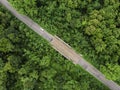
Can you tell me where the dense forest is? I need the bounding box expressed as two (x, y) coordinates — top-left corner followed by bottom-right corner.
(0, 0), (120, 90)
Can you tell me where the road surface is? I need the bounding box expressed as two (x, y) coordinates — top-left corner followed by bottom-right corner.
(0, 0), (53, 42)
(0, 0), (120, 90)
(51, 36), (120, 90)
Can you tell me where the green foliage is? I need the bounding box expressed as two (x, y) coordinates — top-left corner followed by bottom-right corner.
(0, 58), (4, 69)
(0, 37), (14, 52)
(100, 64), (120, 80)
(0, 71), (7, 90)
(1, 0), (120, 89)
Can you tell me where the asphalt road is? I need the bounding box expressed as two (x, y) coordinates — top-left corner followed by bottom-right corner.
(0, 0), (53, 42)
(51, 36), (120, 90)
(0, 0), (120, 90)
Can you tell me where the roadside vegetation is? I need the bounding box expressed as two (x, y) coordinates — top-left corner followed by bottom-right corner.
(0, 0), (119, 89)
